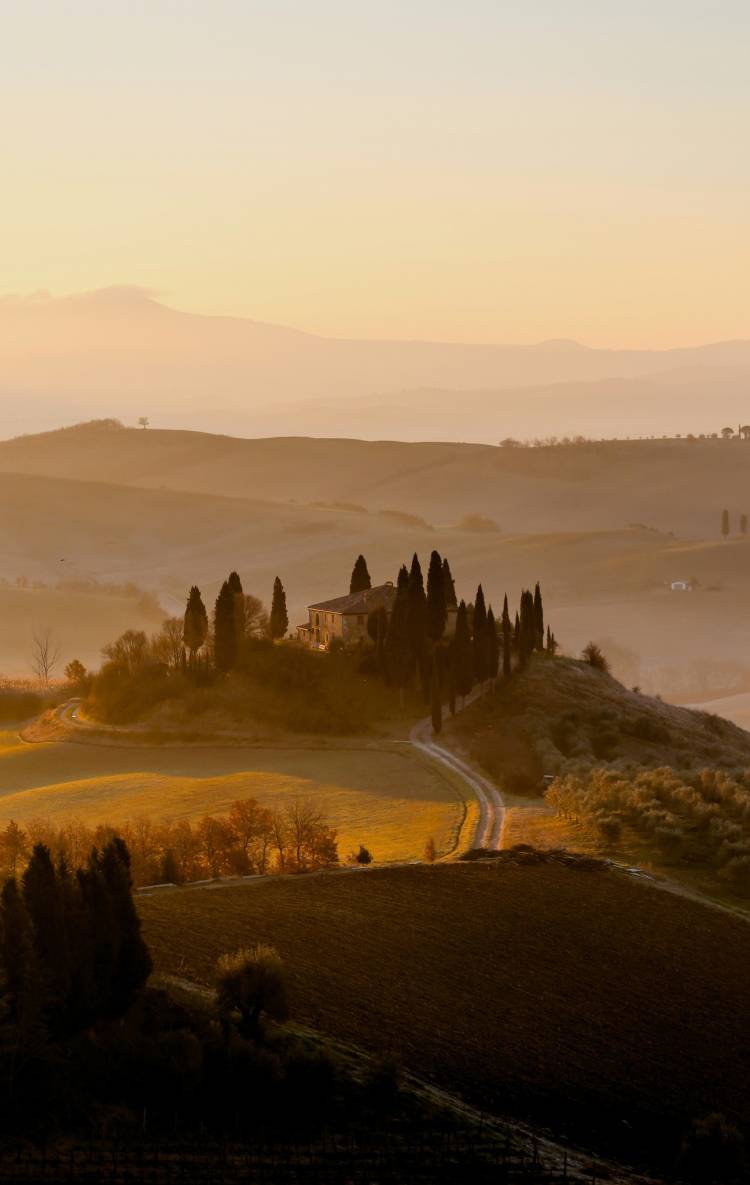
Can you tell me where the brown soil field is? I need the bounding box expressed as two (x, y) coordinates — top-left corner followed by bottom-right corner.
(140, 859), (750, 1171)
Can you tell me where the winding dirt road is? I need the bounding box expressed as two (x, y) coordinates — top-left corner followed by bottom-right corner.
(409, 688), (505, 851)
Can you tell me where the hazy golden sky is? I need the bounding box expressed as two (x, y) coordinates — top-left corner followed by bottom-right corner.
(2, 1), (748, 346)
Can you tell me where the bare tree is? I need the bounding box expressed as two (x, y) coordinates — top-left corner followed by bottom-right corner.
(137, 416), (149, 429)
(242, 594), (270, 639)
(150, 617), (185, 669)
(31, 627), (60, 686)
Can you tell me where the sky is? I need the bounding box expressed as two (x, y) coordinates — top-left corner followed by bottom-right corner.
(1, 0), (748, 346)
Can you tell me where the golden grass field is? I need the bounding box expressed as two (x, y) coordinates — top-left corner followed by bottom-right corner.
(0, 737), (472, 862)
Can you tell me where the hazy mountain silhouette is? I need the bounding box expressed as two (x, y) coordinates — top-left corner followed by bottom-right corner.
(1, 288), (749, 440)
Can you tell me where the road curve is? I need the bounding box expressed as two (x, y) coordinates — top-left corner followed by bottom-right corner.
(409, 692), (505, 852)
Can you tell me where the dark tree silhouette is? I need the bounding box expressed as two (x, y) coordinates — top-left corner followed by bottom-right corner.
(426, 550), (447, 641)
(349, 555), (371, 594)
(184, 586), (209, 664)
(385, 577), (411, 704)
(442, 557), (457, 608)
(721, 509), (730, 537)
(453, 601), (474, 702)
(486, 606), (499, 685)
(472, 584), (488, 683)
(270, 577), (289, 640)
(502, 594), (512, 678)
(430, 650), (442, 734)
(214, 580), (238, 672)
(533, 583), (544, 649)
(406, 554), (428, 667)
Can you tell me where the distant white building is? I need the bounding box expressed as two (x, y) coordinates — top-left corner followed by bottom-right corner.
(669, 580), (693, 592)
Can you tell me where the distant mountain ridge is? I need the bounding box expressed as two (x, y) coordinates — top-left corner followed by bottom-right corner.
(1, 287), (749, 440)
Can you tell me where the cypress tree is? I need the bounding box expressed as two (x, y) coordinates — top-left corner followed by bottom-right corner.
(721, 509), (730, 537)
(214, 579), (238, 672)
(22, 844), (73, 1036)
(546, 625), (558, 654)
(350, 555), (371, 594)
(228, 571), (245, 653)
(430, 650), (442, 734)
(0, 877), (39, 1029)
(406, 554), (428, 667)
(473, 584), (488, 684)
(513, 611), (520, 650)
(270, 576), (289, 640)
(454, 601), (475, 703)
(502, 594), (512, 678)
(99, 838), (152, 1017)
(396, 564), (409, 592)
(442, 557), (457, 608)
(384, 578), (411, 705)
(533, 583), (544, 649)
(426, 550), (447, 641)
(518, 590), (536, 669)
(184, 586), (208, 665)
(447, 650), (457, 716)
(487, 606), (499, 686)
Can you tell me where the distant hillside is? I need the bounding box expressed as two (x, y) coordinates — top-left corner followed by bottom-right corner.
(2, 288), (750, 439)
(3, 457), (750, 694)
(6, 421), (750, 538)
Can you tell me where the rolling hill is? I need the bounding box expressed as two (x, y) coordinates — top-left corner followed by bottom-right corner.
(3, 430), (750, 697)
(141, 858), (750, 1172)
(2, 288), (750, 440)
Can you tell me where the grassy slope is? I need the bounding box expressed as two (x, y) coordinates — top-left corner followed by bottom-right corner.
(449, 656), (750, 899)
(140, 860), (750, 1168)
(0, 741), (469, 863)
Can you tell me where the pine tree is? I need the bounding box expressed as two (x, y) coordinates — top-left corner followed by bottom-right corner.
(270, 576), (289, 640)
(454, 601), (474, 702)
(0, 877), (39, 1029)
(426, 550), (447, 641)
(442, 557), (457, 608)
(533, 583), (544, 650)
(214, 580), (237, 672)
(502, 594), (512, 678)
(184, 586), (208, 664)
(486, 606), (499, 686)
(722, 509), (730, 537)
(430, 650), (442, 734)
(472, 584), (488, 684)
(406, 554), (428, 667)
(349, 555), (371, 594)
(384, 578), (411, 704)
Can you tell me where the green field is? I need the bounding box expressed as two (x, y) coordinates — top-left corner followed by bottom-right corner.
(0, 738), (470, 863)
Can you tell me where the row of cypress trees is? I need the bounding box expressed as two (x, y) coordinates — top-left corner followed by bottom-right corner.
(182, 573), (290, 673)
(364, 549), (553, 730)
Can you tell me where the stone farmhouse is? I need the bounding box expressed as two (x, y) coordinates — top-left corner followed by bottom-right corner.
(297, 583), (397, 649)
(297, 581), (458, 649)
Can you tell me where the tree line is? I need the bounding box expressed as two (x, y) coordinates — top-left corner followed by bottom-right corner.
(350, 549), (555, 731)
(0, 798), (339, 889)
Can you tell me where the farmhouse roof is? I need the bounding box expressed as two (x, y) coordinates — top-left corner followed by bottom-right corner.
(308, 582), (396, 615)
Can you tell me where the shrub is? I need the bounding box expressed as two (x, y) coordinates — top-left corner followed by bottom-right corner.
(582, 643), (609, 673)
(216, 945), (289, 1039)
(678, 1113), (746, 1183)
